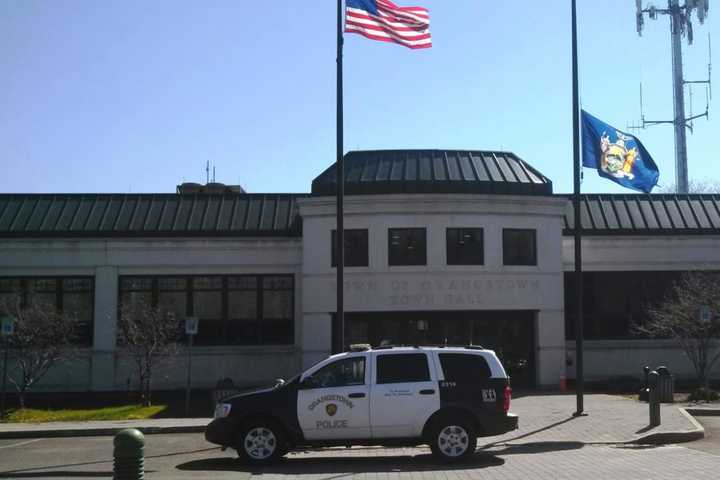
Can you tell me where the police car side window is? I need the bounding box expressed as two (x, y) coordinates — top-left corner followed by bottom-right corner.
(376, 353), (430, 384)
(438, 353), (491, 382)
(304, 357), (365, 389)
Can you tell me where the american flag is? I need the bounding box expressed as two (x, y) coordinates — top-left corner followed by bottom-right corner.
(345, 0), (431, 50)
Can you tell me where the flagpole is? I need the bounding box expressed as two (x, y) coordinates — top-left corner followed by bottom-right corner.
(336, 0), (345, 354)
(571, 0), (585, 416)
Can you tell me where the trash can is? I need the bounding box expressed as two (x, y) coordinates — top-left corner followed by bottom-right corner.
(656, 366), (674, 403)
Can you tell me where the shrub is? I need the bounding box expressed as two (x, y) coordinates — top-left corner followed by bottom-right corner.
(688, 388), (720, 402)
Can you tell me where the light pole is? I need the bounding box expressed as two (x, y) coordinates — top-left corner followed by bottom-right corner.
(184, 317), (198, 417)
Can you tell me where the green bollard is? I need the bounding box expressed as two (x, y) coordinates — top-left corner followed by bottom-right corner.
(113, 428), (145, 480)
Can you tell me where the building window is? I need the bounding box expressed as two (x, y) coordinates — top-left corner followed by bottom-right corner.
(0, 279), (21, 308)
(227, 276), (258, 345)
(446, 228), (484, 265)
(388, 228), (427, 266)
(119, 274), (294, 346)
(0, 276), (94, 346)
(119, 277), (153, 309)
(157, 277), (188, 323)
(193, 276), (224, 345)
(564, 271), (686, 340)
(261, 276), (294, 344)
(503, 229), (537, 266)
(331, 229), (369, 267)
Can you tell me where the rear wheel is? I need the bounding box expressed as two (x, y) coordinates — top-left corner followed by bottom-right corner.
(429, 417), (477, 463)
(236, 420), (286, 465)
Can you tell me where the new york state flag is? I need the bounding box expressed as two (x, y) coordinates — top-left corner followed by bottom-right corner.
(581, 110), (660, 193)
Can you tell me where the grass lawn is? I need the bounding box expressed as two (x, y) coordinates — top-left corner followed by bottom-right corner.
(3, 404), (167, 423)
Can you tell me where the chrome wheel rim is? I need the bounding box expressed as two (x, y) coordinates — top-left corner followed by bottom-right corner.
(437, 425), (469, 457)
(244, 427), (277, 460)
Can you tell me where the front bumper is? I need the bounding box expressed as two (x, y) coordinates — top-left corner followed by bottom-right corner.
(205, 417), (237, 447)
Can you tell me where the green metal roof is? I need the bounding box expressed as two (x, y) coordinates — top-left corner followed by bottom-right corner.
(312, 150), (553, 196)
(2, 190), (719, 239)
(0, 193), (307, 238)
(562, 193), (720, 235)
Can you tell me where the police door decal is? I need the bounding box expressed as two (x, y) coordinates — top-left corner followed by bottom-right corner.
(306, 394), (356, 431)
(297, 357), (371, 440)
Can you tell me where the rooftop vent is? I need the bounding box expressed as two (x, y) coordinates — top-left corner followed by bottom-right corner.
(176, 182), (246, 194)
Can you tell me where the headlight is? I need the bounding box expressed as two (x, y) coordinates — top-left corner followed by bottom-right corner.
(214, 403), (232, 419)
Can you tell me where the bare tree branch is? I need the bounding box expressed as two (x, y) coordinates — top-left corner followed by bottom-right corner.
(635, 271), (720, 389)
(655, 179), (720, 194)
(117, 298), (182, 406)
(0, 295), (81, 409)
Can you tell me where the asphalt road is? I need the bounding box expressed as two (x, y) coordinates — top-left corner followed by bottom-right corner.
(2, 433), (720, 479)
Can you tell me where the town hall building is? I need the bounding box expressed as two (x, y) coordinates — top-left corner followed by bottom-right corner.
(1, 149), (719, 392)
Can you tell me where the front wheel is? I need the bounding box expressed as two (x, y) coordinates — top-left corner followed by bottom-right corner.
(429, 418), (477, 463)
(236, 421), (286, 465)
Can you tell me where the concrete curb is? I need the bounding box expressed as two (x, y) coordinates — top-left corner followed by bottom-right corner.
(0, 423), (206, 439)
(629, 407), (705, 445)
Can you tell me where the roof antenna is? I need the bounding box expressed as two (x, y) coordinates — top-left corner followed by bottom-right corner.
(205, 160), (210, 184)
(213, 165), (216, 183)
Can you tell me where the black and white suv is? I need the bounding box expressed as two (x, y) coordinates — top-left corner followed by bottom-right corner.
(205, 345), (518, 463)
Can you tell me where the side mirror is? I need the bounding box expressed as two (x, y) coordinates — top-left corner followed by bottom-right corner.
(274, 378), (286, 387)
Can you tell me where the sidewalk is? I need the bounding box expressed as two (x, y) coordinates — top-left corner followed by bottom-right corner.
(0, 394), (705, 444)
(480, 394), (703, 446)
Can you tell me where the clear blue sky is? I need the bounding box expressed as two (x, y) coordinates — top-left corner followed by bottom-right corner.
(0, 1), (717, 194)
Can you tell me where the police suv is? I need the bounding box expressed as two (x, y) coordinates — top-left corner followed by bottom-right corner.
(205, 345), (518, 463)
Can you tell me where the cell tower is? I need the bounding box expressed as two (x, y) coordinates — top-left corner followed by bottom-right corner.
(632, 0), (712, 193)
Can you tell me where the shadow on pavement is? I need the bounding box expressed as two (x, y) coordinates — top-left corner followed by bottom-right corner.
(483, 441), (584, 455)
(176, 451), (504, 474)
(481, 415), (580, 447)
(635, 424), (657, 434)
(0, 472), (113, 478)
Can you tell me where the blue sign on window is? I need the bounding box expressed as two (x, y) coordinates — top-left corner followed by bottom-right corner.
(1, 316), (14, 336)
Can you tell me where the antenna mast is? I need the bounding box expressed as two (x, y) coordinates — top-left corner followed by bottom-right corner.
(632, 0), (712, 193)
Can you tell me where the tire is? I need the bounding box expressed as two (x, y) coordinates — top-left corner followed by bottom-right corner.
(236, 420), (286, 465)
(429, 416), (477, 463)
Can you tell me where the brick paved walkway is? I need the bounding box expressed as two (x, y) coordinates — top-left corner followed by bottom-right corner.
(482, 393), (696, 445)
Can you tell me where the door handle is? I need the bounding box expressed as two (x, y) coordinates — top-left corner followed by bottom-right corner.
(348, 392), (366, 398)
(419, 389), (435, 395)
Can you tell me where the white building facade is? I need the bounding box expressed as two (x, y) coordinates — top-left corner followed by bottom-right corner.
(1, 149), (719, 392)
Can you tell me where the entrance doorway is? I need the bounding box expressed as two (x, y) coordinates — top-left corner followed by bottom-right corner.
(334, 310), (536, 388)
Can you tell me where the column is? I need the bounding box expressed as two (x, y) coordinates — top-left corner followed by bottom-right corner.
(90, 266), (118, 391)
(535, 309), (566, 389)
